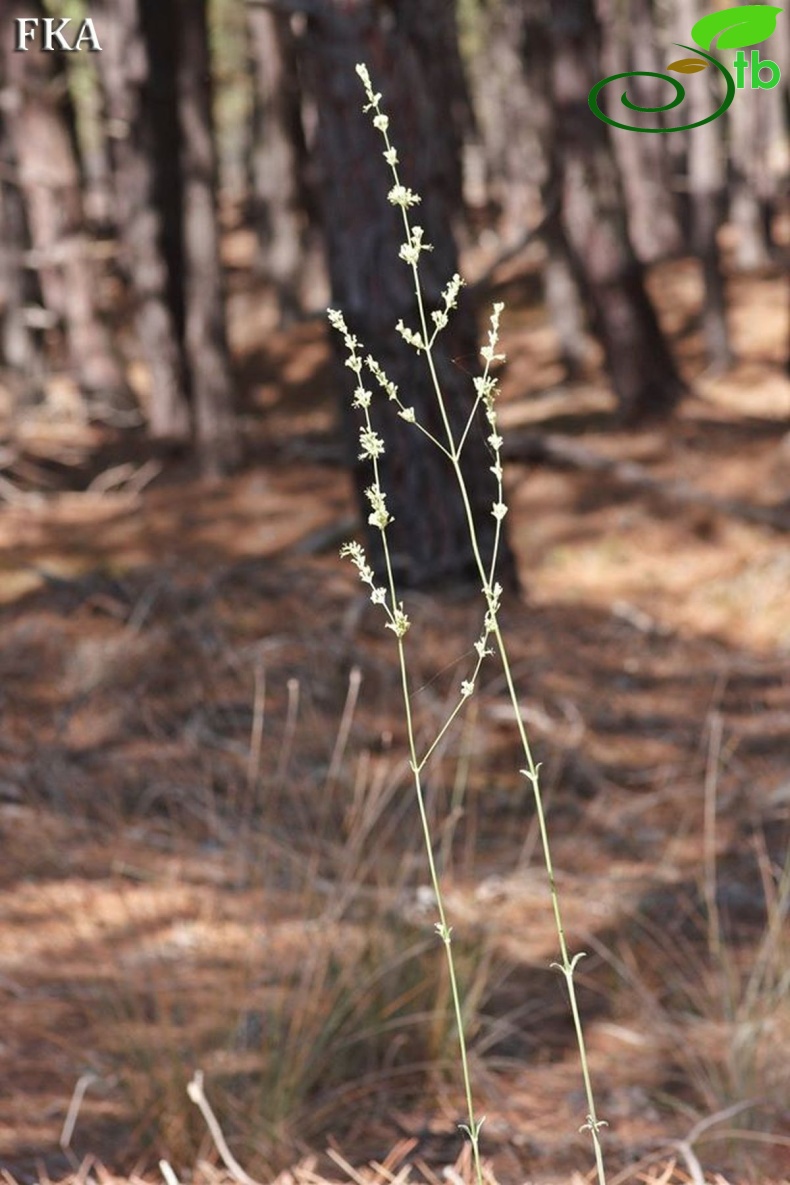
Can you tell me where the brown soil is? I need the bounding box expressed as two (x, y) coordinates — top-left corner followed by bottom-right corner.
(0, 248), (788, 1185)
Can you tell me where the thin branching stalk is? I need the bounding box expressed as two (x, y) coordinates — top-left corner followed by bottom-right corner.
(330, 64), (609, 1185)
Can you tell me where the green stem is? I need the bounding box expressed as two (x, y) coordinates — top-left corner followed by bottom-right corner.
(402, 171), (608, 1185)
(345, 69), (609, 1185)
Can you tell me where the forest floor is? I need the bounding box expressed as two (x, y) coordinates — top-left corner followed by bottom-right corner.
(0, 237), (789, 1185)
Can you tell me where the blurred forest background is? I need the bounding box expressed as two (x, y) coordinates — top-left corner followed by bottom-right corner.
(0, 0), (787, 508)
(1, 1), (790, 1184)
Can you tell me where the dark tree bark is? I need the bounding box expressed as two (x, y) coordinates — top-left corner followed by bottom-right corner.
(543, 216), (589, 379)
(677, 0), (731, 371)
(463, 0), (590, 379)
(730, 89), (782, 272)
(397, 0), (471, 226)
(506, 3), (589, 377)
(247, 5), (308, 320)
(529, 0), (687, 421)
(597, 0), (681, 263)
(3, 0), (128, 410)
(300, 0), (517, 590)
(174, 0), (240, 474)
(731, 9), (787, 271)
(464, 0), (543, 245)
(0, 106), (45, 414)
(687, 115), (731, 371)
(93, 0), (190, 442)
(94, 0), (238, 472)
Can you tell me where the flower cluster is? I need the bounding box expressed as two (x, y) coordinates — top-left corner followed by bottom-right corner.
(328, 306), (410, 639)
(395, 319), (424, 352)
(399, 226), (432, 267)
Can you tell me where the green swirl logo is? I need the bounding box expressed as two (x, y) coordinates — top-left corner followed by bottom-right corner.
(589, 5), (783, 133)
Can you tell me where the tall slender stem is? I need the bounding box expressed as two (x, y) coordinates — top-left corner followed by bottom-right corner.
(333, 64), (609, 1185)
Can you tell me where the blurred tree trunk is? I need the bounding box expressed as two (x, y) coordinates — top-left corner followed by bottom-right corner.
(398, 0), (471, 225)
(174, 0), (239, 474)
(301, 0), (517, 590)
(730, 94), (774, 271)
(536, 0), (687, 421)
(94, 0), (190, 442)
(598, 0), (681, 263)
(3, 0), (127, 410)
(246, 5), (307, 321)
(543, 215), (588, 379)
(0, 107), (45, 414)
(731, 10), (787, 271)
(95, 0), (238, 472)
(677, 0), (731, 370)
(465, 0), (589, 378)
(518, 3), (588, 377)
(687, 113), (731, 369)
(464, 0), (542, 245)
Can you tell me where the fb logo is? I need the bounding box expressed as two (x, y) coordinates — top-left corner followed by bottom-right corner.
(589, 4), (782, 133)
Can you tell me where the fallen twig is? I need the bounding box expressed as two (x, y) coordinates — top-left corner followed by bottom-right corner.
(187, 1070), (264, 1185)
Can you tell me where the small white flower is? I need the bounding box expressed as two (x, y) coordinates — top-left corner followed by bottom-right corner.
(399, 242), (420, 267)
(340, 541), (376, 587)
(327, 307), (347, 334)
(386, 607), (411, 637)
(399, 227), (432, 266)
(441, 273), (464, 309)
(396, 320), (424, 351)
(359, 427), (385, 460)
(365, 484), (392, 530)
(356, 63), (381, 112)
(366, 355), (398, 400)
(388, 183), (421, 209)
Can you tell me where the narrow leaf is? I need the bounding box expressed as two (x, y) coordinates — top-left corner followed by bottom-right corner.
(691, 4), (782, 51)
(667, 57), (710, 72)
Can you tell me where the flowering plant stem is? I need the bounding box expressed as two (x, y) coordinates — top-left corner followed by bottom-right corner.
(330, 64), (607, 1185)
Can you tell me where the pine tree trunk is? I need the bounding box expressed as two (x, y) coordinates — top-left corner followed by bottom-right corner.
(0, 107), (44, 413)
(398, 0), (471, 225)
(94, 0), (190, 442)
(465, 0), (543, 245)
(175, 0), (239, 475)
(677, 0), (731, 370)
(730, 87), (782, 271)
(3, 0), (128, 410)
(543, 216), (588, 379)
(519, 4), (589, 377)
(301, 0), (517, 590)
(246, 5), (307, 321)
(541, 0), (687, 421)
(598, 0), (681, 263)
